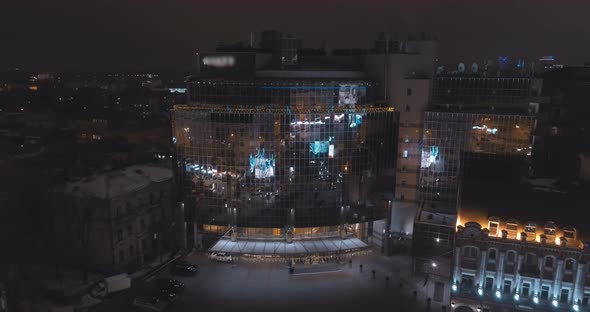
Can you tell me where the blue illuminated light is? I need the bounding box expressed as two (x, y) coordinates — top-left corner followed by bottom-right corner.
(310, 141), (330, 155)
(349, 114), (363, 128)
(249, 149), (275, 178)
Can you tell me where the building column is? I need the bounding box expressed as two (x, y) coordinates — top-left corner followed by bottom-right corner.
(573, 262), (585, 304)
(478, 251), (487, 288)
(453, 246), (461, 283)
(553, 259), (564, 299)
(514, 255), (524, 291)
(496, 252), (506, 292)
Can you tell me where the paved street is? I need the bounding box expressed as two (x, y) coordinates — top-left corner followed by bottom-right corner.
(90, 251), (446, 312)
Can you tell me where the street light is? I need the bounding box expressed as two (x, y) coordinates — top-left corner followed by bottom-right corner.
(477, 288), (483, 296)
(495, 290), (501, 299)
(432, 262), (437, 268)
(574, 303), (580, 311)
(514, 293), (520, 301)
(533, 296), (539, 304)
(552, 298), (558, 307)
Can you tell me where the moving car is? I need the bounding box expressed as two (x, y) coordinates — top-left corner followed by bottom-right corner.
(209, 252), (233, 263)
(171, 261), (198, 276)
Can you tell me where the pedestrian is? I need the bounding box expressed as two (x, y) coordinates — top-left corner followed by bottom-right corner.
(359, 264), (363, 272)
(372, 269), (376, 279)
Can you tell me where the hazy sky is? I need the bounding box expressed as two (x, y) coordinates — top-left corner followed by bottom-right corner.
(1, 0), (588, 71)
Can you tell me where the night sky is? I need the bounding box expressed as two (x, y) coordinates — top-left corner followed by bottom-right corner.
(1, 0), (588, 72)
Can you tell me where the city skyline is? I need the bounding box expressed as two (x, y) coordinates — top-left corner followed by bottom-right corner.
(1, 0), (589, 71)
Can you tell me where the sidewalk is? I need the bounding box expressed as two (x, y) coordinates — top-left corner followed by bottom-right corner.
(353, 250), (448, 311)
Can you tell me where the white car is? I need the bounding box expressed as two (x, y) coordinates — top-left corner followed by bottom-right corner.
(209, 252), (233, 263)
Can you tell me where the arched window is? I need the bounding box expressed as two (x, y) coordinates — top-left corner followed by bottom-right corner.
(488, 248), (497, 261)
(565, 259), (575, 271)
(544, 256), (554, 269)
(464, 246), (479, 258)
(506, 251), (516, 263)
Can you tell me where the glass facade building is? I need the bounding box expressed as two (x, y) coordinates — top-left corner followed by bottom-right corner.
(172, 80), (396, 243)
(419, 111), (535, 214)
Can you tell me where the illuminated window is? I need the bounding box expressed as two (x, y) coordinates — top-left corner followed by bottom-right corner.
(560, 288), (569, 304)
(488, 220), (499, 236)
(582, 293), (590, 306)
(503, 280), (512, 294)
(484, 277), (494, 292)
(524, 222), (536, 233)
(402, 150), (409, 158)
(541, 286), (550, 300)
(522, 282), (531, 297)
(564, 227), (575, 239)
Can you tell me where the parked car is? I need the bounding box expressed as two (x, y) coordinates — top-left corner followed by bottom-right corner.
(209, 252), (233, 263)
(171, 261), (198, 276)
(153, 288), (178, 303)
(132, 296), (169, 312)
(154, 278), (185, 294)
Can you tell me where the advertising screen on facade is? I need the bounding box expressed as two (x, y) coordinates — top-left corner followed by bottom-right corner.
(338, 85), (359, 105)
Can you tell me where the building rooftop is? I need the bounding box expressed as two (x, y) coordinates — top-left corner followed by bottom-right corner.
(65, 165), (172, 199)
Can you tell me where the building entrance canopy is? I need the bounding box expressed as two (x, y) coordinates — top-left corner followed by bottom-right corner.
(210, 237), (368, 257)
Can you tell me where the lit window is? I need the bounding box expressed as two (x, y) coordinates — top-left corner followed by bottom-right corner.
(525, 223), (536, 233)
(503, 280), (512, 294)
(522, 283), (531, 297)
(541, 286), (550, 300)
(402, 150), (409, 158)
(560, 288), (569, 304)
(488, 221), (499, 236)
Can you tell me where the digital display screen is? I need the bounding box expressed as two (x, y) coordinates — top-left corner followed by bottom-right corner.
(338, 85), (359, 105)
(310, 141), (330, 155)
(249, 149), (275, 179)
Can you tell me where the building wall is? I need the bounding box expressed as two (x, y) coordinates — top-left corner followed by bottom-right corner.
(452, 222), (590, 312)
(55, 177), (174, 274)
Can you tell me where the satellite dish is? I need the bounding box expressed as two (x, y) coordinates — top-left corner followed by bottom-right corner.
(471, 63), (478, 73)
(458, 62), (465, 73)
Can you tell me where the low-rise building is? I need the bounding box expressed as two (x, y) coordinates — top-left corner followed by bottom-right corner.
(54, 165), (174, 274)
(452, 218), (590, 312)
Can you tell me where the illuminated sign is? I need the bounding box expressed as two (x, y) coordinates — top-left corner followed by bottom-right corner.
(169, 88), (186, 93)
(202, 55), (235, 68)
(329, 145), (334, 158)
(249, 149), (275, 179)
